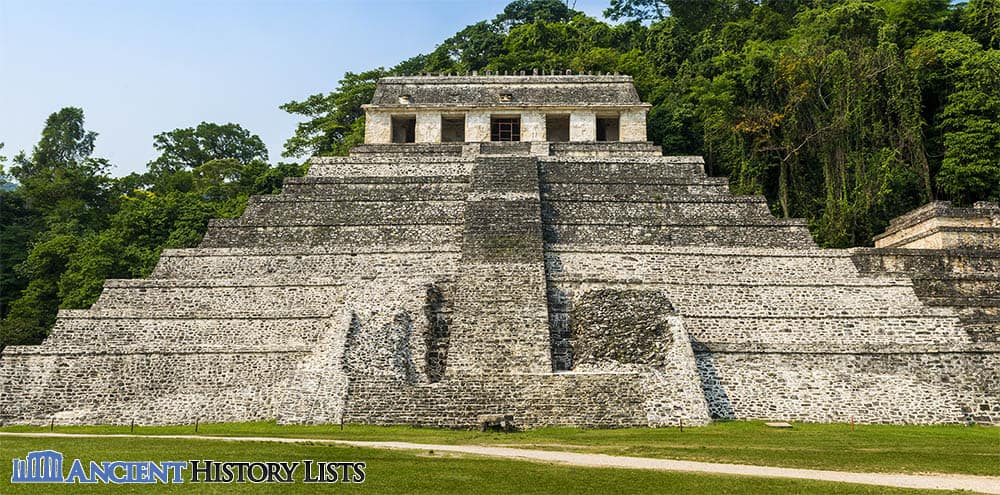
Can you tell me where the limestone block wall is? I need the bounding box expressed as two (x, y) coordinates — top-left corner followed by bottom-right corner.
(546, 246), (973, 352)
(199, 223), (462, 249)
(548, 142), (662, 157)
(200, 156), (474, 250)
(275, 313), (352, 424)
(521, 111), (545, 141)
(279, 178), (470, 200)
(44, 313), (328, 349)
(152, 247), (462, 281)
(466, 111), (490, 142)
(697, 351), (999, 424)
(620, 110), (647, 142)
(0, 348), (307, 425)
(569, 111), (596, 141)
(304, 156), (473, 178)
(851, 248), (1000, 274)
(851, 247), (1000, 346)
(364, 112), (392, 144)
(644, 317), (712, 426)
(342, 372), (651, 429)
(415, 112), (439, 143)
(874, 201), (1000, 249)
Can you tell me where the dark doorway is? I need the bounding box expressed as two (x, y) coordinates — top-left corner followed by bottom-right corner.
(391, 115), (416, 143)
(441, 115), (466, 142)
(546, 115), (570, 142)
(490, 116), (521, 142)
(596, 116), (620, 142)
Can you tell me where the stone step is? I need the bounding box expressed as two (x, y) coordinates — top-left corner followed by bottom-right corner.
(350, 143), (466, 156)
(90, 278), (427, 314)
(544, 223), (816, 248)
(919, 296), (1000, 308)
(541, 155), (703, 165)
(45, 315), (329, 348)
(54, 307), (340, 319)
(911, 274), (1000, 298)
(239, 199), (464, 226)
(541, 181), (732, 200)
(285, 175), (470, 185)
(548, 283), (951, 317)
(199, 224), (462, 248)
(851, 248), (1000, 274)
(161, 245), (459, 257)
(545, 244), (844, 256)
(549, 312), (968, 347)
(545, 250), (863, 281)
(548, 142), (664, 156)
(540, 161), (704, 182)
(683, 315), (969, 346)
(153, 250), (461, 279)
(546, 273), (911, 287)
(279, 181), (470, 200)
(307, 159), (474, 178)
(541, 199), (774, 224)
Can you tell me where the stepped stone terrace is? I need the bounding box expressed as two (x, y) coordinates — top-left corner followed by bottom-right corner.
(0, 75), (996, 428)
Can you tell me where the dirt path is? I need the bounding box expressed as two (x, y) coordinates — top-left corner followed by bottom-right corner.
(3, 432), (998, 493)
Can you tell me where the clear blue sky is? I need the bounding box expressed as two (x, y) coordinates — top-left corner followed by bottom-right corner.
(0, 0), (610, 176)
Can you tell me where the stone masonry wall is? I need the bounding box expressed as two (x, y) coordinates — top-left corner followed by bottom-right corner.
(2, 139), (997, 428)
(698, 351), (999, 424)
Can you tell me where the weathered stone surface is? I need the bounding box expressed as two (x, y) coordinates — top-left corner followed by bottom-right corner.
(570, 289), (675, 368)
(0, 76), (996, 428)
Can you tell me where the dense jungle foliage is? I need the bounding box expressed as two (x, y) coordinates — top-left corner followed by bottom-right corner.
(2, 0), (999, 346)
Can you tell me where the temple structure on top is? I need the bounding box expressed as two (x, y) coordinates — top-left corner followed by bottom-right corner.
(1, 74), (996, 428)
(363, 75), (650, 144)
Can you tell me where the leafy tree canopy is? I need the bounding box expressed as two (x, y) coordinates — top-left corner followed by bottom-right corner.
(1, 111), (304, 347)
(149, 122), (269, 174)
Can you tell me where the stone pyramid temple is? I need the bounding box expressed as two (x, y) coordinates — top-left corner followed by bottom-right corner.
(1, 75), (996, 427)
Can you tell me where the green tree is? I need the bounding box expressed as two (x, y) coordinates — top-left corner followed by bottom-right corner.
(149, 122), (268, 175)
(281, 68), (389, 157)
(936, 48), (1000, 203)
(496, 0), (577, 29)
(604, 0), (668, 21)
(54, 157), (306, 314)
(425, 22), (505, 72)
(962, 0), (1000, 49)
(1, 108), (113, 346)
(1, 234), (80, 346)
(0, 110), (303, 347)
(8, 108), (114, 233)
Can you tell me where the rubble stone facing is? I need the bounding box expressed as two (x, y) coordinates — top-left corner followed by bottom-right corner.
(1, 76), (996, 428)
(570, 289), (676, 368)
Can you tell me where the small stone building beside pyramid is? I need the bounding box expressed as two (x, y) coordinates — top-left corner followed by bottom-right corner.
(1, 75), (997, 427)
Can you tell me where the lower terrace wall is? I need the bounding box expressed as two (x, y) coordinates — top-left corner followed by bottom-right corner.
(339, 371), (710, 429)
(0, 347), (305, 425)
(697, 351), (999, 424)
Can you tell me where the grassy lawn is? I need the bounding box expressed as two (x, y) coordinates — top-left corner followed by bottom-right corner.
(3, 420), (998, 476)
(0, 436), (975, 494)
